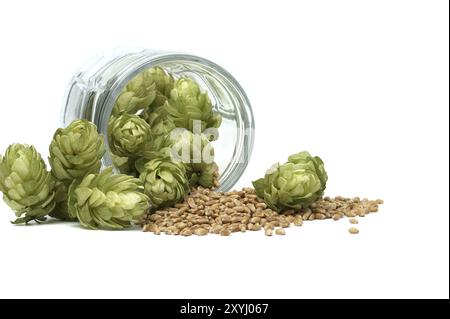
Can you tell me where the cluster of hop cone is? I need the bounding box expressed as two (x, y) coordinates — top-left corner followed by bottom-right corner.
(0, 66), (331, 231)
(0, 67), (223, 230)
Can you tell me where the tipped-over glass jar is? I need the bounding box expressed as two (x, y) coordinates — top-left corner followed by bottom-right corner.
(61, 48), (255, 191)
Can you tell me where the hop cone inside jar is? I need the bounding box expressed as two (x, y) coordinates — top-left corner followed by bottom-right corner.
(146, 67), (175, 109)
(253, 151), (328, 212)
(139, 156), (189, 209)
(0, 144), (56, 224)
(112, 68), (159, 116)
(108, 114), (152, 158)
(165, 78), (222, 139)
(165, 130), (218, 188)
(141, 106), (176, 153)
(68, 167), (148, 230)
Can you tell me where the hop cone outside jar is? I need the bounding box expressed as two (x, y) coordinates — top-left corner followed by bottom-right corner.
(252, 151), (328, 212)
(165, 78), (222, 140)
(49, 119), (105, 220)
(140, 156), (189, 210)
(67, 167), (149, 230)
(0, 144), (56, 224)
(288, 151), (328, 195)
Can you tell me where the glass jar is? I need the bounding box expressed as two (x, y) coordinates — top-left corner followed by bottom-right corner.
(61, 48), (255, 191)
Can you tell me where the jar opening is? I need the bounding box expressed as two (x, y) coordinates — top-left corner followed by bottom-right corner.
(63, 51), (254, 191)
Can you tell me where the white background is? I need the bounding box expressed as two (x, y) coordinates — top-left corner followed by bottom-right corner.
(0, 0), (448, 299)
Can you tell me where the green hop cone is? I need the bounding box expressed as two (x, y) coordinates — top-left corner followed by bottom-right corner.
(140, 156), (189, 210)
(141, 106), (175, 151)
(112, 66), (173, 116)
(252, 151), (328, 212)
(147, 67), (175, 109)
(288, 151), (328, 195)
(134, 107), (177, 173)
(162, 129), (218, 188)
(111, 153), (132, 174)
(50, 119), (105, 183)
(49, 119), (105, 220)
(165, 78), (222, 139)
(108, 114), (152, 158)
(189, 161), (219, 189)
(68, 167), (149, 230)
(0, 144), (56, 224)
(112, 68), (158, 116)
